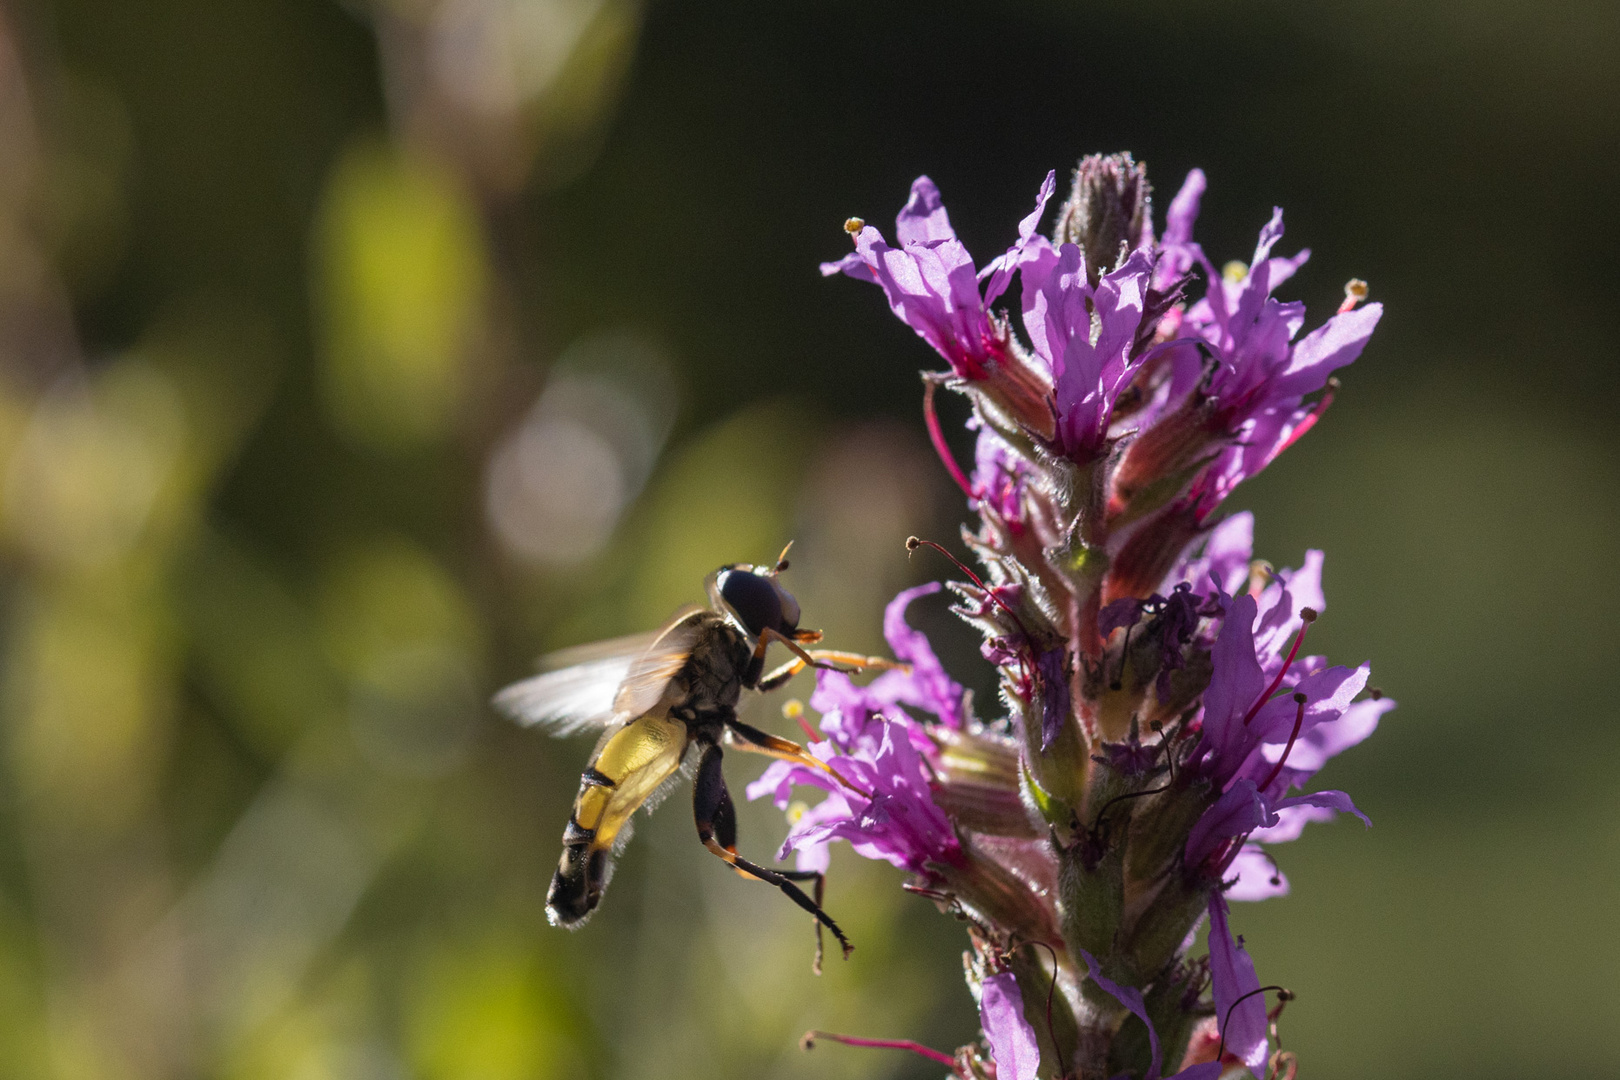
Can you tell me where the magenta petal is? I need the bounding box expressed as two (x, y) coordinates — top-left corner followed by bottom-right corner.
(980, 971), (1040, 1080)
(1276, 549), (1325, 619)
(1167, 511), (1254, 598)
(1273, 788), (1370, 828)
(875, 582), (966, 727)
(1276, 694), (1394, 776)
(1199, 594), (1266, 777)
(1273, 302), (1383, 399)
(1037, 646), (1072, 751)
(1164, 169), (1206, 248)
(1081, 950), (1163, 1080)
(896, 175), (958, 246)
(983, 170), (1057, 304)
(1248, 801), (1337, 845)
(819, 250), (875, 280)
(1186, 780), (1271, 867)
(1224, 843), (1290, 902)
(1207, 894), (1269, 1075)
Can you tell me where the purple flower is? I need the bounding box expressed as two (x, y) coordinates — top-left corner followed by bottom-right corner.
(827, 170), (1167, 463)
(1036, 645), (1072, 751)
(1182, 556), (1383, 920)
(1112, 180), (1382, 531)
(1164, 511), (1255, 600)
(1022, 244), (1159, 463)
(1179, 209), (1384, 516)
(1207, 894), (1268, 1076)
(972, 420), (1031, 528)
(979, 971), (1040, 1080)
(822, 174), (1054, 385)
(809, 156), (1387, 1078)
(749, 706), (959, 875)
(1190, 550), (1384, 799)
(748, 586), (968, 874)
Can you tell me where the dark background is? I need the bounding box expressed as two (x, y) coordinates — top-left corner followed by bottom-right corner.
(0, 0), (1614, 1077)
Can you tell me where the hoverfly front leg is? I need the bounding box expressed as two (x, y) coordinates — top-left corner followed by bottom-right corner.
(754, 636), (910, 692)
(691, 739), (853, 969)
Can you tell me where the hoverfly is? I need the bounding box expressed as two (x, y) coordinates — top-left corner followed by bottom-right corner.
(494, 547), (899, 963)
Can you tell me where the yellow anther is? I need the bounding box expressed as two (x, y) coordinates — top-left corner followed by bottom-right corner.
(783, 698), (805, 720)
(787, 800), (809, 824)
(1222, 260), (1248, 283)
(843, 217), (865, 235)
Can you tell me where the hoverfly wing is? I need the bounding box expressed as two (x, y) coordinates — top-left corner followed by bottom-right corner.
(611, 606), (707, 719)
(493, 632), (659, 736)
(493, 607), (707, 737)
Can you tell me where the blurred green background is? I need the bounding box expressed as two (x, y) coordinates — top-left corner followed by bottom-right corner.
(0, 0), (1612, 1077)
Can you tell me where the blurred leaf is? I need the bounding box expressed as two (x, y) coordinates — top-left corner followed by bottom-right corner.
(313, 139), (489, 452)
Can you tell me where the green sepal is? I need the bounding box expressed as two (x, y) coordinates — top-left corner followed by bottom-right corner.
(1059, 839), (1125, 962)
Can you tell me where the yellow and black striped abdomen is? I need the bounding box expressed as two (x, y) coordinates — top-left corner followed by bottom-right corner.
(546, 712), (689, 927)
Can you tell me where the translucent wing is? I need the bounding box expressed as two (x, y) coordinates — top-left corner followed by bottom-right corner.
(494, 634), (652, 736)
(493, 607), (706, 736)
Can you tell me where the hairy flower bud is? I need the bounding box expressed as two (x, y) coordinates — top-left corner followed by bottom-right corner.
(1055, 153), (1154, 284)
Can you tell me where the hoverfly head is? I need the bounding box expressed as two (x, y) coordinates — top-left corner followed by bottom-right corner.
(713, 563), (802, 639)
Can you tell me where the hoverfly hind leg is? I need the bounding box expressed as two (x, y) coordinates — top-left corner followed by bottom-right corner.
(692, 741), (853, 966)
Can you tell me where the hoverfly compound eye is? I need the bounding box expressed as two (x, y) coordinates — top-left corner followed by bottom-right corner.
(718, 568), (786, 639)
(772, 580), (801, 631)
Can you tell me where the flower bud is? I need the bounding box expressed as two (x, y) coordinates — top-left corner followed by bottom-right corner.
(1055, 153), (1154, 285)
(932, 728), (1040, 838)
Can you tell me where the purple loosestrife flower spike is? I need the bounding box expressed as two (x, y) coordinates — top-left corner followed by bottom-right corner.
(790, 152), (1388, 1079)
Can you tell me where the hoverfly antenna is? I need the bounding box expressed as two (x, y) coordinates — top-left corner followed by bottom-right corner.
(771, 541), (794, 575)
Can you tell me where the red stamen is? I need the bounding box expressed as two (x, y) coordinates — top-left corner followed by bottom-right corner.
(1243, 608), (1316, 726)
(1338, 279), (1368, 313)
(800, 1031), (955, 1067)
(1256, 693), (1308, 793)
(1273, 378), (1337, 458)
(906, 537), (1033, 643)
(923, 380), (975, 500)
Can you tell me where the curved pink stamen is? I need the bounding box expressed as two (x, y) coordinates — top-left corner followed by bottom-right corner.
(800, 1031), (955, 1067)
(1257, 694), (1307, 794)
(924, 380), (975, 499)
(1243, 611), (1314, 726)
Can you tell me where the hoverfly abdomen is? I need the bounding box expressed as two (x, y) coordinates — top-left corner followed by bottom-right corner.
(543, 711), (689, 928)
(547, 843), (605, 927)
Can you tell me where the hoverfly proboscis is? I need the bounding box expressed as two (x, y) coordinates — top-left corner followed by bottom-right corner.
(494, 546), (904, 968)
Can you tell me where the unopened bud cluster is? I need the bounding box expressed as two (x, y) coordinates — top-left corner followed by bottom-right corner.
(759, 153), (1391, 1080)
